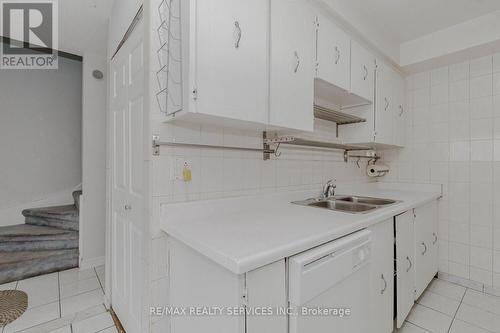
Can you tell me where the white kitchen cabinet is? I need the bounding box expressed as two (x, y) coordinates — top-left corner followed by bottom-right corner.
(269, 0), (315, 132)
(169, 238), (287, 333)
(350, 40), (375, 102)
(315, 12), (350, 91)
(395, 210), (415, 328)
(392, 72), (406, 147)
(414, 201), (439, 299)
(368, 219), (394, 333)
(339, 59), (406, 148)
(162, 0), (269, 128)
(374, 62), (394, 145)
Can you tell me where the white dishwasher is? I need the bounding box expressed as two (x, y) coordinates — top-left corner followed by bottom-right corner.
(288, 229), (371, 333)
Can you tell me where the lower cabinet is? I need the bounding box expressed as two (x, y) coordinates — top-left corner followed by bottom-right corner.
(414, 201), (439, 299)
(395, 210), (416, 328)
(367, 219), (394, 333)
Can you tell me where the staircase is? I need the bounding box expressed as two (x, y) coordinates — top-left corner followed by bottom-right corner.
(0, 190), (82, 284)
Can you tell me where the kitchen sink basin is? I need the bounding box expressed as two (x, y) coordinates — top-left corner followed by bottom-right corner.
(332, 196), (397, 206)
(308, 200), (377, 213)
(292, 195), (400, 214)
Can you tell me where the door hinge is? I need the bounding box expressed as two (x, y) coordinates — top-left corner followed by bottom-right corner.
(192, 87), (198, 100)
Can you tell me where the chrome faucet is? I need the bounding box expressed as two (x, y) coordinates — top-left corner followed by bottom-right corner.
(322, 180), (337, 198)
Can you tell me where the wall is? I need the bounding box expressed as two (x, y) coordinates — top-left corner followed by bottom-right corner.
(0, 53), (82, 227)
(80, 53), (107, 268)
(381, 54), (500, 291)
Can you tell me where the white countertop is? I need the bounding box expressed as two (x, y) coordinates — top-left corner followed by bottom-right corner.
(160, 182), (442, 275)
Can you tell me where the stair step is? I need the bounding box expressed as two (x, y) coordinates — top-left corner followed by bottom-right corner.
(0, 249), (78, 284)
(0, 225), (78, 252)
(73, 190), (82, 210)
(23, 205), (79, 231)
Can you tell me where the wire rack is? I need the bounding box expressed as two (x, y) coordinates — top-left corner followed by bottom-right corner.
(156, 0), (183, 115)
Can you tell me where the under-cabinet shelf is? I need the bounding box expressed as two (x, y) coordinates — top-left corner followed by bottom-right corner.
(313, 104), (366, 125)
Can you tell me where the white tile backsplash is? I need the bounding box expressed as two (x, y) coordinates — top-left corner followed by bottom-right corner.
(383, 54), (500, 290)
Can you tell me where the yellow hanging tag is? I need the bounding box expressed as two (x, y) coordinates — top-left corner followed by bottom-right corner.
(182, 162), (192, 182)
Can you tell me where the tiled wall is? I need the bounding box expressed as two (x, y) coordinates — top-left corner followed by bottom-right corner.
(381, 54), (500, 291)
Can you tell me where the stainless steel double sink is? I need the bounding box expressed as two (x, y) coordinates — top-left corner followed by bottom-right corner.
(292, 195), (400, 214)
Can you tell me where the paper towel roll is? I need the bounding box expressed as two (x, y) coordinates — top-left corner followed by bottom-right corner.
(367, 164), (390, 177)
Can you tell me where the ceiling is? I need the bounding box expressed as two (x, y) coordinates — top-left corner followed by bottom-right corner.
(335, 0), (500, 43)
(58, 0), (114, 56)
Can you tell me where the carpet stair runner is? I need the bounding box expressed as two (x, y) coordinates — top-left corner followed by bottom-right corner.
(0, 191), (81, 284)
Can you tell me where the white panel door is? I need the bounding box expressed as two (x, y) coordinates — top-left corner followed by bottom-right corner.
(315, 12), (350, 91)
(350, 40), (375, 102)
(195, 0), (268, 124)
(110, 19), (144, 333)
(395, 210), (415, 328)
(368, 220), (394, 333)
(270, 0), (315, 132)
(375, 62), (394, 145)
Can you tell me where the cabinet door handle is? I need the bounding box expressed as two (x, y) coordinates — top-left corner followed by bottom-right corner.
(124, 204), (132, 211)
(406, 256), (412, 272)
(334, 46), (340, 65)
(234, 21), (242, 48)
(433, 233), (438, 245)
(363, 65), (368, 80)
(421, 242), (427, 255)
(294, 51), (300, 73)
(384, 97), (390, 111)
(399, 105), (404, 116)
(380, 274), (387, 294)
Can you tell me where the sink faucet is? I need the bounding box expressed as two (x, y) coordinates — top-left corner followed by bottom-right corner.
(322, 180), (337, 198)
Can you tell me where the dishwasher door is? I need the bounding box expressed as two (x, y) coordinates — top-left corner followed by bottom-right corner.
(288, 229), (371, 333)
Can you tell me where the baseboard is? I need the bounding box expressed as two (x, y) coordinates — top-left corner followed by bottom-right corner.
(438, 271), (500, 297)
(79, 255), (105, 269)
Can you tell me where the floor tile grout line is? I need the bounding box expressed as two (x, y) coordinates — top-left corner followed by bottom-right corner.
(94, 267), (104, 292)
(403, 320), (433, 333)
(416, 301), (457, 318)
(446, 286), (467, 333)
(459, 288), (500, 318)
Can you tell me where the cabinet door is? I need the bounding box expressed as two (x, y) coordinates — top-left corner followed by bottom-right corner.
(270, 0), (315, 132)
(195, 0), (268, 124)
(315, 13), (350, 91)
(395, 210), (415, 328)
(375, 62), (394, 145)
(393, 72), (406, 147)
(414, 201), (439, 299)
(350, 40), (375, 102)
(368, 220), (394, 333)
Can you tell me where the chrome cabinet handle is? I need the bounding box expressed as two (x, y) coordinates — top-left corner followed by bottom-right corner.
(384, 97), (390, 111)
(381, 274), (387, 294)
(124, 204), (132, 210)
(399, 105), (404, 116)
(433, 233), (438, 245)
(334, 46), (340, 64)
(294, 51), (300, 73)
(234, 21), (241, 48)
(421, 242), (427, 255)
(363, 65), (368, 80)
(406, 256), (412, 272)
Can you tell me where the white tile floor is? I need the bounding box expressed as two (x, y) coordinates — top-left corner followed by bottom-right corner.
(0, 266), (118, 333)
(399, 278), (500, 333)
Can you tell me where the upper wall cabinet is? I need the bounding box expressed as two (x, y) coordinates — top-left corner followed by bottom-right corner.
(315, 13), (350, 92)
(160, 0), (270, 128)
(350, 40), (375, 102)
(269, 0), (315, 132)
(194, 0), (269, 124)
